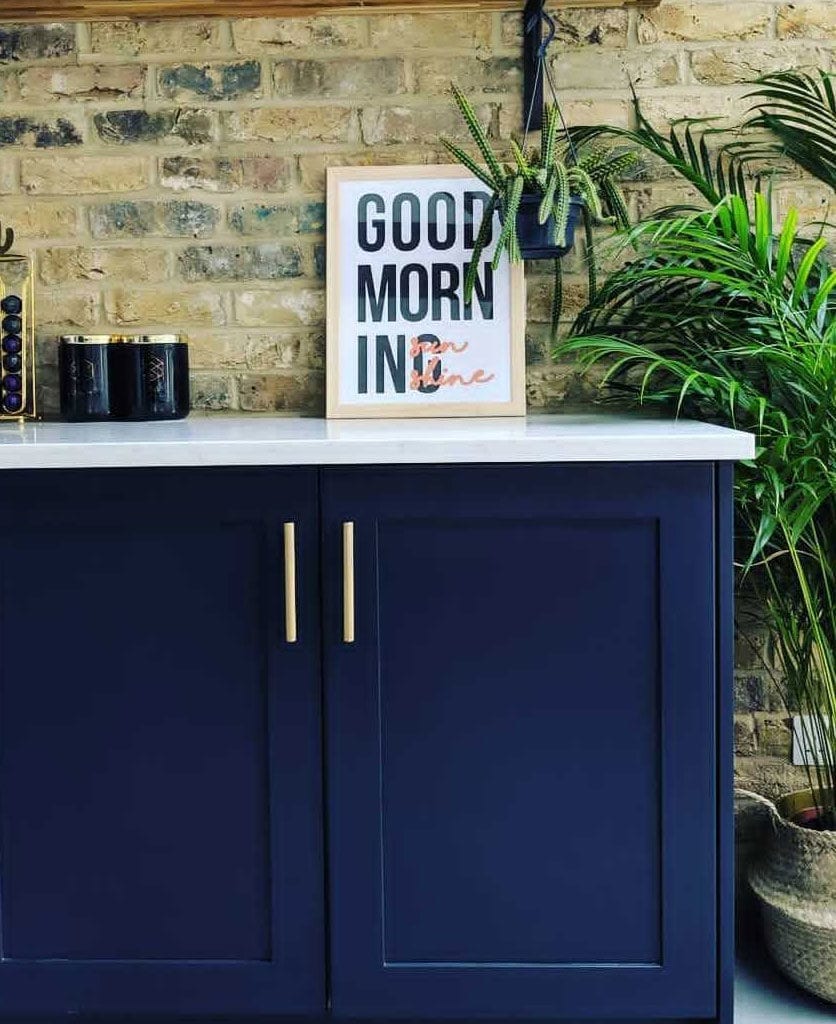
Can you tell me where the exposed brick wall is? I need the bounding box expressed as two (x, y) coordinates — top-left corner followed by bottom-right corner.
(0, 3), (833, 419)
(0, 1), (833, 798)
(735, 605), (815, 798)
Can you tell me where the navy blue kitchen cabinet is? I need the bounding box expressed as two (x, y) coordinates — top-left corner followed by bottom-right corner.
(0, 469), (324, 1018)
(0, 459), (734, 1024)
(323, 462), (732, 1023)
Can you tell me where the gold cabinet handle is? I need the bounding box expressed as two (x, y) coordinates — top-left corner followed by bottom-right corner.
(343, 522), (355, 644)
(283, 522), (298, 644)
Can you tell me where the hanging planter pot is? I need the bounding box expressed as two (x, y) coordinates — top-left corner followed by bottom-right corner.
(512, 193), (585, 260)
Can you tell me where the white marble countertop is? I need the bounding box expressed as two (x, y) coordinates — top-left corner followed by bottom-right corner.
(0, 414), (755, 470)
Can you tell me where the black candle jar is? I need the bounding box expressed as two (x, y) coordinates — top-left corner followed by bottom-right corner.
(112, 335), (190, 421)
(59, 335), (116, 422)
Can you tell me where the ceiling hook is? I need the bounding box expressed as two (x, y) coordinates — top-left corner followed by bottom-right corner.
(538, 9), (557, 59)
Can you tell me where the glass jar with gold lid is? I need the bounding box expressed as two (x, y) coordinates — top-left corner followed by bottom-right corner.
(111, 334), (190, 421)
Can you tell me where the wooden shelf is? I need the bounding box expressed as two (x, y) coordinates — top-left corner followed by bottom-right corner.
(0, 0), (659, 24)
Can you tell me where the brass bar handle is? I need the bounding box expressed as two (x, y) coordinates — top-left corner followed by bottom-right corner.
(343, 522), (355, 644)
(283, 522), (298, 644)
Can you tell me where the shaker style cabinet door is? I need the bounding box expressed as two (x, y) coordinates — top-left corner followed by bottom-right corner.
(323, 464), (718, 1021)
(0, 469), (324, 1017)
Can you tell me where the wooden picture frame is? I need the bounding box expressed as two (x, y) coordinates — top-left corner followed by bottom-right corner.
(326, 165), (526, 421)
(0, 0), (657, 23)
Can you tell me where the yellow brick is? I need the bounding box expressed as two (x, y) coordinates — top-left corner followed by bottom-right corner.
(413, 56), (521, 96)
(0, 198), (79, 238)
(105, 288), (226, 327)
(500, 9), (628, 49)
(773, 181), (834, 227)
(369, 13), (492, 51)
(237, 371), (323, 413)
(691, 43), (831, 85)
(38, 291), (101, 329)
(9, 65), (144, 104)
(235, 288), (324, 328)
(361, 102), (493, 147)
(777, 2), (836, 39)
(21, 155), (149, 195)
(526, 275), (591, 324)
(297, 148), (451, 194)
(190, 372), (235, 411)
(550, 50), (680, 91)
(37, 247), (172, 286)
(498, 97), (630, 138)
(0, 157), (16, 194)
(636, 90), (745, 128)
(225, 106), (357, 145)
(87, 19), (225, 58)
(525, 364), (578, 410)
(232, 17), (366, 52)
(638, 3), (772, 43)
(188, 330), (321, 370)
(633, 182), (706, 219)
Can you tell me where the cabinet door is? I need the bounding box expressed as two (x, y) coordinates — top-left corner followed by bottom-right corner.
(323, 464), (717, 1020)
(0, 469), (323, 1017)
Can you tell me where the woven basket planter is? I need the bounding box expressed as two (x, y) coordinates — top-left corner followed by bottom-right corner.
(743, 787), (836, 1003)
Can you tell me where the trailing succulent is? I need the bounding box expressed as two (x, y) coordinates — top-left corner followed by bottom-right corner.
(442, 83), (636, 339)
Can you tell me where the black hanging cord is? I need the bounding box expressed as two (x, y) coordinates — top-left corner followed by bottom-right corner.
(521, 1), (579, 163)
(522, 0), (546, 132)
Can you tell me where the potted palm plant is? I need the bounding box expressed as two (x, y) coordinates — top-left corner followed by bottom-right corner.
(557, 70), (836, 1002)
(442, 83), (634, 340)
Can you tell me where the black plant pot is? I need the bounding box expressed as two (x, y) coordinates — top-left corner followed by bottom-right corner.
(511, 193), (584, 260)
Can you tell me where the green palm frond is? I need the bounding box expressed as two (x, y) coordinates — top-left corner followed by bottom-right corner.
(746, 70), (836, 191)
(600, 178), (630, 229)
(570, 87), (761, 209)
(560, 191), (836, 821)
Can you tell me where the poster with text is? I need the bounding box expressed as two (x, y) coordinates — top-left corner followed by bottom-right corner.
(326, 165), (525, 419)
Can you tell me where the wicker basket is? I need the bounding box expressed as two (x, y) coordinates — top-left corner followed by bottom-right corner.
(743, 788), (836, 1003)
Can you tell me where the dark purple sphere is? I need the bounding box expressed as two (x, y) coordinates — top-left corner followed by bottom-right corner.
(3, 374), (21, 393)
(3, 393), (22, 413)
(2, 335), (22, 354)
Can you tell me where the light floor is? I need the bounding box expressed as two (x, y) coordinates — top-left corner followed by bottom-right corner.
(736, 947), (834, 1022)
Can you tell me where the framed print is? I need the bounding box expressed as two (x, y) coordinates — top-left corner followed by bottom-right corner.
(326, 165), (526, 419)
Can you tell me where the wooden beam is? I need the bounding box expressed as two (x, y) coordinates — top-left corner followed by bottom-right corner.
(0, 0), (659, 24)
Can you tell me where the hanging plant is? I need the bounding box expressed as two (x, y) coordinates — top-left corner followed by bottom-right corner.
(442, 84), (635, 341)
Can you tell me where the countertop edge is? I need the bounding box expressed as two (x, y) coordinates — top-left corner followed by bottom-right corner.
(0, 416), (757, 470)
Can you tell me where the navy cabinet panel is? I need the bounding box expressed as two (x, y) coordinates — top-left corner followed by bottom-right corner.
(323, 464), (718, 1020)
(0, 470), (324, 1017)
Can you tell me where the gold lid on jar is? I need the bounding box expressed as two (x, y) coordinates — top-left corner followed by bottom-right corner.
(59, 335), (125, 345)
(131, 334), (184, 345)
(60, 333), (186, 345)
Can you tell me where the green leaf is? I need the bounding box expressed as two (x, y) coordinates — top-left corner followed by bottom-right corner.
(441, 138), (497, 191)
(464, 195), (498, 303)
(450, 83), (505, 189)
